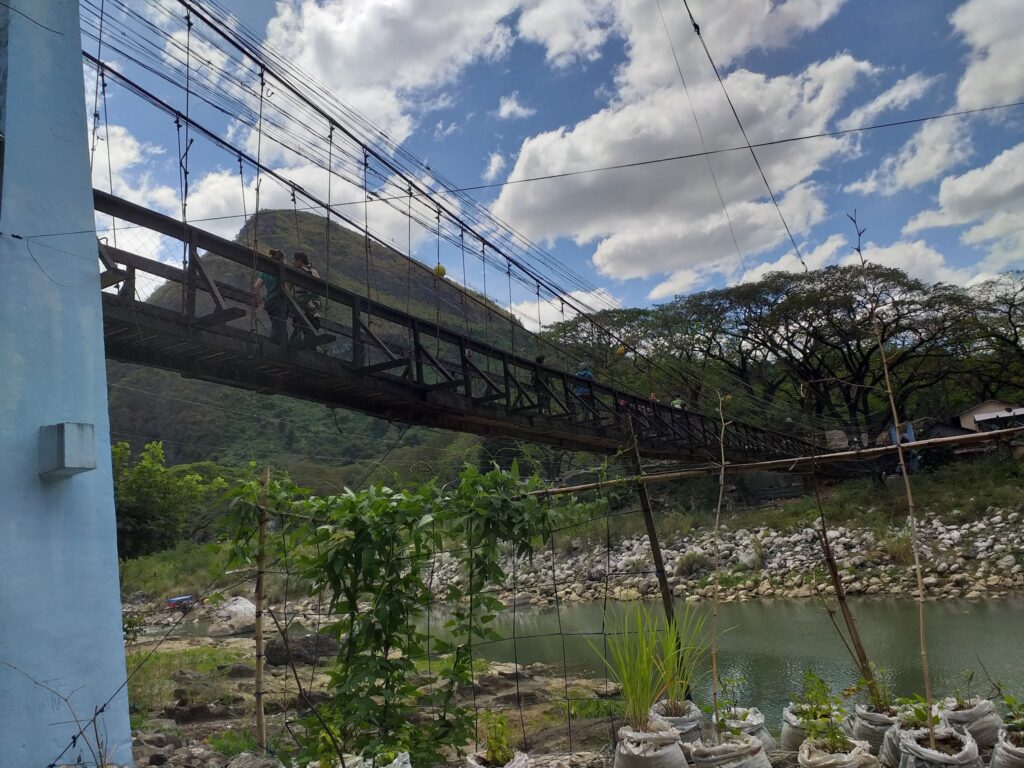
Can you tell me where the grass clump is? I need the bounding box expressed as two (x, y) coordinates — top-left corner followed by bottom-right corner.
(207, 728), (260, 757)
(657, 604), (708, 717)
(879, 530), (914, 565)
(591, 604), (665, 733)
(126, 646), (247, 714)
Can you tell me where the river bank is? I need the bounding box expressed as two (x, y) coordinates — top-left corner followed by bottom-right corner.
(429, 507), (1024, 607)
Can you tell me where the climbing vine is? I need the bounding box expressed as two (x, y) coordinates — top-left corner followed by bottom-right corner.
(225, 463), (575, 765)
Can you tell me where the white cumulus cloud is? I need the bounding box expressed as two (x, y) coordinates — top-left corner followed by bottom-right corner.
(845, 118), (973, 196)
(838, 73), (940, 130)
(904, 141), (1024, 272)
(509, 288), (622, 331)
(497, 91), (537, 120)
(483, 152), (507, 182)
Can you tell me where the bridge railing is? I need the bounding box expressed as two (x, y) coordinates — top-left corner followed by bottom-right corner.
(95, 190), (812, 461)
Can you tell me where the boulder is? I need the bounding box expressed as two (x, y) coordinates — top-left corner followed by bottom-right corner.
(209, 597), (257, 636)
(264, 632), (339, 667)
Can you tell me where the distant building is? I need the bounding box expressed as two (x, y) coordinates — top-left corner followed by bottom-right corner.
(922, 400), (1024, 459)
(958, 399), (1024, 432)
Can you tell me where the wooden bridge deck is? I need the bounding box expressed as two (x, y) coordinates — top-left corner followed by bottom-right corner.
(96, 190), (812, 462)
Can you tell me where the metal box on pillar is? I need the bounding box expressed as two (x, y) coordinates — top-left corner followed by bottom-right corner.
(39, 422), (97, 478)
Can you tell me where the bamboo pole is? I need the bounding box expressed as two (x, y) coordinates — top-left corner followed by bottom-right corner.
(254, 465), (269, 752)
(709, 394), (728, 742)
(530, 425), (1024, 497)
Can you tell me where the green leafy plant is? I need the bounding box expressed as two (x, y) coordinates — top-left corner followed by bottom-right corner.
(478, 711), (514, 766)
(592, 604), (666, 733)
(952, 670), (976, 710)
(804, 715), (851, 755)
(223, 463), (572, 767)
(706, 675), (749, 735)
(895, 695), (940, 729)
(796, 673), (849, 754)
(1003, 694), (1024, 729)
(656, 603), (708, 716)
(848, 664), (895, 713)
(792, 670), (841, 722)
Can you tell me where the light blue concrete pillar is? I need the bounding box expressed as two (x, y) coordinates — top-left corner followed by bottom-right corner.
(0, 1), (133, 765)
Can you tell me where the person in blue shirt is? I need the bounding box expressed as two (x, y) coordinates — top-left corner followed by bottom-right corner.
(574, 361), (595, 416)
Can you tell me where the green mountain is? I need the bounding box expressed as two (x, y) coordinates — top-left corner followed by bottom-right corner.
(105, 208), (507, 489)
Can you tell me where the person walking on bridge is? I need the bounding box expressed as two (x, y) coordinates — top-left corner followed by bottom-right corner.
(573, 360), (595, 419)
(289, 251), (322, 345)
(253, 248), (288, 345)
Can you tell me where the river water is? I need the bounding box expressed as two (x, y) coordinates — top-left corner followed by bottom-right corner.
(429, 597), (1024, 722)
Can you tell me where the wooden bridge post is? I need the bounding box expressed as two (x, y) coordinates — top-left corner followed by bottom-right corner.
(625, 417), (675, 626)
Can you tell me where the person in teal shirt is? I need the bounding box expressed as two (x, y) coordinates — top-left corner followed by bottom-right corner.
(254, 248), (288, 345)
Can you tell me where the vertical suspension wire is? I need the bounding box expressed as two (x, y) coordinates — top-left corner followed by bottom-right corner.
(506, 260), (517, 361)
(291, 186), (300, 247)
(535, 283), (544, 361)
(559, 300), (568, 373)
(252, 68), (266, 257)
(481, 242), (492, 376)
(405, 183), (413, 316)
(178, 9), (193, 316)
(434, 207), (442, 359)
(324, 122), (333, 307)
(246, 67), (266, 335)
(240, 154), (254, 333)
(460, 229), (470, 338)
(100, 69), (118, 250)
(88, 0), (107, 172)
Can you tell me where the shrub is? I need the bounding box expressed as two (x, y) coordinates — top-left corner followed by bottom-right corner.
(479, 711), (514, 766)
(880, 530), (913, 565)
(675, 550), (712, 576)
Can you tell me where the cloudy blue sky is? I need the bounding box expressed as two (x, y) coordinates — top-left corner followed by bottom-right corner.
(88, 0), (1024, 320)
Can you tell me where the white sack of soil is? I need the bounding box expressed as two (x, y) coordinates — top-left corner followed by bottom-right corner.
(990, 730), (1024, 768)
(798, 739), (879, 768)
(468, 752), (529, 768)
(851, 707), (898, 757)
(896, 727), (983, 768)
(690, 733), (773, 768)
(651, 700), (705, 744)
(614, 724), (688, 768)
(712, 708), (778, 754)
(781, 706), (843, 753)
(940, 699), (1004, 751)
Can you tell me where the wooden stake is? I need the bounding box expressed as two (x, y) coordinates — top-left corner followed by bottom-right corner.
(804, 398), (882, 710)
(626, 416), (675, 626)
(254, 465), (269, 752)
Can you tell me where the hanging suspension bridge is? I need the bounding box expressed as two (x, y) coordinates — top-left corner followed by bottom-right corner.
(95, 189), (812, 461)
(78, 0), (822, 464)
